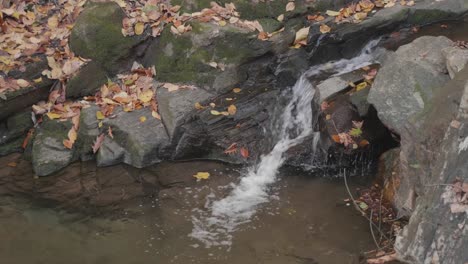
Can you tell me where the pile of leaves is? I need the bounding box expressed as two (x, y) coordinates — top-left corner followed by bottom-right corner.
(0, 0), (88, 96)
(118, 0), (264, 37)
(442, 179), (468, 214)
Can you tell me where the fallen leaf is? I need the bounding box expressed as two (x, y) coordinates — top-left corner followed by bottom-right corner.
(152, 110), (161, 119)
(228, 104), (237, 115)
(211, 110), (221, 116)
(294, 27), (310, 44)
(138, 89), (154, 103)
(319, 24), (331, 34)
(108, 126), (114, 138)
(286, 2), (296, 12)
(356, 82), (368, 91)
(7, 162), (17, 167)
(46, 112), (61, 120)
(92, 134), (105, 154)
(240, 147), (249, 158)
(233, 88), (242, 93)
(224, 143), (238, 154)
(193, 172), (210, 180)
(135, 22), (145, 35)
(139, 116), (147, 122)
(16, 79), (30, 88)
(326, 10), (341, 16)
(277, 14), (284, 22)
(96, 111), (105, 120)
(195, 102), (205, 110)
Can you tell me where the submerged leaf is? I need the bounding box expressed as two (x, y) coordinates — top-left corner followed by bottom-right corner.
(193, 172), (210, 180)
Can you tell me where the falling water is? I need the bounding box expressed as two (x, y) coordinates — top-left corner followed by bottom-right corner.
(190, 39), (383, 248)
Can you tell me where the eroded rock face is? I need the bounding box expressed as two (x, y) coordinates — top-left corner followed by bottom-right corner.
(394, 67), (468, 264)
(368, 36), (452, 135)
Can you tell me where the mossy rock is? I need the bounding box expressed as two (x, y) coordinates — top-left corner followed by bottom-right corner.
(142, 23), (272, 92)
(70, 2), (143, 73)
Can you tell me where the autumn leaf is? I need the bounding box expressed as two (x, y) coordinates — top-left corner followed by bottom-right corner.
(195, 102), (205, 110)
(240, 147), (249, 158)
(326, 10), (340, 16)
(233, 88), (242, 93)
(319, 24), (331, 34)
(139, 116), (147, 123)
(92, 134), (106, 154)
(96, 111), (105, 120)
(356, 82), (368, 91)
(294, 27), (310, 45)
(16, 79), (29, 88)
(211, 110), (221, 116)
(134, 22), (145, 35)
(151, 110), (161, 119)
(224, 143), (238, 154)
(108, 126), (114, 139)
(228, 104), (237, 115)
(286, 2), (295, 12)
(349, 127), (362, 137)
(138, 89), (154, 103)
(7, 162), (17, 168)
(46, 112), (61, 120)
(193, 172), (210, 180)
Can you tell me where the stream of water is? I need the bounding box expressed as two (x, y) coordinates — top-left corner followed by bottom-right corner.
(190, 39), (383, 248)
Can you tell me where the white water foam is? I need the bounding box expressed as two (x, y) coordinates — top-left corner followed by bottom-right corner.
(190, 39), (383, 248)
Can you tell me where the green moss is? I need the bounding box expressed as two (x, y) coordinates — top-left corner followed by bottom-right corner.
(70, 2), (142, 72)
(407, 9), (453, 25)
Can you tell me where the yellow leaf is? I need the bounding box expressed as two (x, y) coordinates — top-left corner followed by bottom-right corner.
(68, 128), (77, 142)
(356, 82), (368, 91)
(277, 14), (284, 22)
(46, 112), (61, 120)
(211, 110), (221, 116)
(221, 111), (229, 116)
(354, 12), (367, 21)
(138, 89), (154, 103)
(233, 88), (241, 93)
(228, 104), (237, 115)
(218, 20), (227, 26)
(16, 79), (29, 88)
(326, 10), (341, 16)
(286, 2), (295, 12)
(96, 111), (105, 120)
(33, 77), (43, 83)
(98, 121), (103, 128)
(320, 24), (331, 34)
(135, 22), (145, 35)
(195, 102), (205, 110)
(193, 172), (210, 180)
(139, 116), (147, 123)
(294, 27), (310, 44)
(152, 110), (161, 119)
(47, 15), (58, 29)
(326, 114), (331, 120)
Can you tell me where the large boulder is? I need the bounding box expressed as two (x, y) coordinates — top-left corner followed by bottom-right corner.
(96, 108), (171, 168)
(0, 111), (33, 156)
(31, 117), (76, 176)
(68, 1), (145, 97)
(368, 36), (452, 135)
(394, 67), (468, 264)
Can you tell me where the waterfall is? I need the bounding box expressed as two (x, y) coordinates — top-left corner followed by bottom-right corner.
(189, 39), (383, 248)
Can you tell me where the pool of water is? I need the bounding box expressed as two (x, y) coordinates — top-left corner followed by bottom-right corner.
(0, 165), (375, 264)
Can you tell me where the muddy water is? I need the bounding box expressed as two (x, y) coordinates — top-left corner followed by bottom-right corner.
(0, 164), (375, 264)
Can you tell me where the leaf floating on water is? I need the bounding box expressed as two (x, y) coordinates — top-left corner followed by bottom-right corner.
(193, 172), (210, 180)
(227, 104), (237, 115)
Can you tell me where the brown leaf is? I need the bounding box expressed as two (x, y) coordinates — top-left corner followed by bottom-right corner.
(228, 104), (237, 115)
(92, 134), (105, 154)
(224, 143), (238, 154)
(319, 24), (331, 34)
(240, 147), (249, 158)
(108, 126), (114, 139)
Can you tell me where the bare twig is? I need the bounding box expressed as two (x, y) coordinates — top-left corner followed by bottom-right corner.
(343, 169), (390, 241)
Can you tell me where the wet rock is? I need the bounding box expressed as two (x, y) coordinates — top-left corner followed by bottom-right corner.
(31, 117), (76, 176)
(368, 36), (452, 135)
(314, 70), (365, 104)
(375, 148), (401, 209)
(77, 105), (100, 161)
(157, 86), (213, 140)
(69, 1), (145, 96)
(442, 45), (468, 79)
(0, 111), (33, 156)
(394, 67), (468, 264)
(96, 108), (170, 168)
(0, 56), (54, 121)
(142, 22), (273, 94)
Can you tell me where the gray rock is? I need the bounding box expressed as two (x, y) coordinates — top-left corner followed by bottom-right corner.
(77, 105), (100, 161)
(96, 108), (170, 168)
(0, 111), (33, 156)
(157, 86), (213, 140)
(32, 118), (75, 176)
(368, 36), (452, 135)
(394, 67), (468, 264)
(315, 70), (365, 104)
(442, 46), (468, 79)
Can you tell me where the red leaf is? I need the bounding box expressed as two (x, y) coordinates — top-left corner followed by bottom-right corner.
(22, 129), (34, 149)
(224, 142), (238, 154)
(240, 147), (249, 158)
(92, 134), (105, 154)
